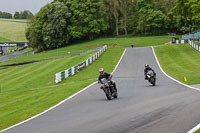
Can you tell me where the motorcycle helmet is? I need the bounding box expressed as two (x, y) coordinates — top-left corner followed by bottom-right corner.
(145, 64), (149, 68)
(99, 68), (104, 73)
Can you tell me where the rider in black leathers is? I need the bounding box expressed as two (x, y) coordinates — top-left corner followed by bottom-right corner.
(144, 64), (156, 80)
(98, 68), (117, 92)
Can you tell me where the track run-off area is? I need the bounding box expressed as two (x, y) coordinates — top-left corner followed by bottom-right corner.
(1, 47), (200, 133)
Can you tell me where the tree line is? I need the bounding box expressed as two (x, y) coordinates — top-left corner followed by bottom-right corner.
(0, 11), (12, 19)
(14, 11), (33, 19)
(0, 10), (33, 19)
(26, 0), (200, 51)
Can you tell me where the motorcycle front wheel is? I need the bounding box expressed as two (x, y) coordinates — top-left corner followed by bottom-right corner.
(103, 87), (112, 100)
(150, 78), (156, 86)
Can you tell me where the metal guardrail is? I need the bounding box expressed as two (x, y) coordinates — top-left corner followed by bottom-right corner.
(188, 40), (200, 52)
(176, 40), (188, 44)
(55, 45), (107, 83)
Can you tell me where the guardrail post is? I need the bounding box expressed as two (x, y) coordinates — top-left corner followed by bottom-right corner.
(61, 71), (65, 80)
(68, 68), (72, 77)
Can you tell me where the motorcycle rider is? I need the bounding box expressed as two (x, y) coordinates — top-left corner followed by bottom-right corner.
(144, 64), (156, 80)
(98, 68), (117, 92)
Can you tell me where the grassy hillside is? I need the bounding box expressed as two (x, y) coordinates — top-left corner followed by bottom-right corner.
(0, 18), (171, 45)
(155, 44), (200, 85)
(0, 19), (28, 42)
(89, 36), (171, 47)
(0, 45), (124, 130)
(0, 36), (170, 66)
(0, 27), (181, 131)
(0, 37), (11, 42)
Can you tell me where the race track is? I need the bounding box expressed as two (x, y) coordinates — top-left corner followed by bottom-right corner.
(2, 47), (200, 133)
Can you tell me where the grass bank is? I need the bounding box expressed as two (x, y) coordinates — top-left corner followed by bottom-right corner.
(0, 46), (124, 130)
(0, 37), (11, 42)
(0, 36), (169, 66)
(0, 19), (28, 42)
(195, 129), (200, 133)
(154, 44), (200, 85)
(0, 35), (175, 131)
(91, 36), (170, 47)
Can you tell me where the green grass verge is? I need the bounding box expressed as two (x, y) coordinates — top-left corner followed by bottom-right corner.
(91, 36), (170, 47)
(0, 19), (28, 23)
(0, 36), (11, 42)
(0, 19), (28, 42)
(0, 36), (169, 66)
(0, 43), (100, 66)
(154, 44), (200, 85)
(0, 46), (124, 130)
(8, 47), (17, 51)
(195, 129), (200, 133)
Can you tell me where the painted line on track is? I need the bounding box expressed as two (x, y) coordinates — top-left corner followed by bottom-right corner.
(151, 47), (200, 133)
(0, 48), (126, 133)
(111, 48), (126, 75)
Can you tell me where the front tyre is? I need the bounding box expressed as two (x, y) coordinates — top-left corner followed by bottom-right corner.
(113, 92), (118, 98)
(150, 77), (155, 86)
(104, 88), (112, 100)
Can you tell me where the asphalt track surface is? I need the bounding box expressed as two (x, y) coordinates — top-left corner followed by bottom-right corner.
(2, 47), (200, 133)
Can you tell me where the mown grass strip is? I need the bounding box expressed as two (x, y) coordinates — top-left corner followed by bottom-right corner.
(0, 36), (170, 66)
(195, 129), (200, 133)
(154, 44), (200, 85)
(0, 36), (11, 43)
(0, 46), (124, 130)
(0, 19), (28, 42)
(86, 36), (171, 47)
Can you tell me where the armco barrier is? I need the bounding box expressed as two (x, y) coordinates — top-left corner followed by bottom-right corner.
(176, 40), (188, 44)
(55, 45), (107, 83)
(188, 40), (200, 52)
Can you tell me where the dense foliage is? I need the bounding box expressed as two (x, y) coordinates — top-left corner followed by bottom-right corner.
(25, 0), (200, 51)
(26, 2), (71, 51)
(14, 10), (33, 19)
(0, 10), (33, 19)
(0, 11), (12, 19)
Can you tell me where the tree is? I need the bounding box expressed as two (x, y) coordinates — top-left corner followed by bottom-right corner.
(118, 0), (134, 35)
(135, 0), (154, 34)
(172, 0), (194, 33)
(155, 0), (176, 14)
(42, 2), (71, 48)
(135, 0), (167, 35)
(146, 9), (167, 35)
(68, 0), (106, 40)
(101, 0), (121, 36)
(14, 10), (33, 19)
(26, 2), (71, 51)
(189, 0), (200, 29)
(21, 11), (28, 19)
(14, 11), (20, 19)
(0, 11), (12, 19)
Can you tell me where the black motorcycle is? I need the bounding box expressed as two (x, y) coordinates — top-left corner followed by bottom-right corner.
(99, 78), (118, 100)
(146, 70), (156, 86)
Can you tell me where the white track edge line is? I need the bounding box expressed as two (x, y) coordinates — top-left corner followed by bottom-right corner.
(0, 48), (126, 133)
(187, 123), (200, 133)
(151, 47), (200, 133)
(111, 48), (126, 75)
